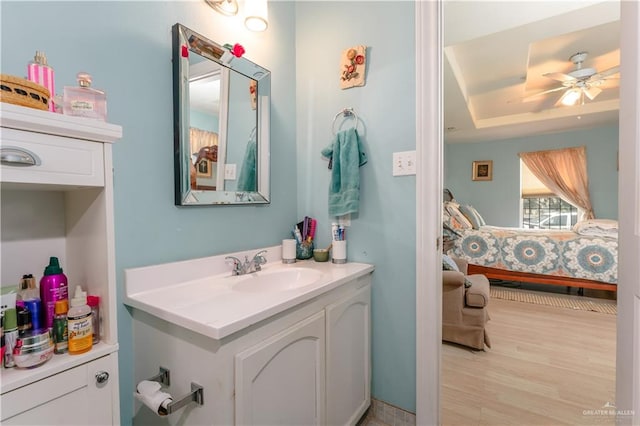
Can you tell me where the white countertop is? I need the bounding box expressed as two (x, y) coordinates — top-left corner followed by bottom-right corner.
(124, 246), (374, 340)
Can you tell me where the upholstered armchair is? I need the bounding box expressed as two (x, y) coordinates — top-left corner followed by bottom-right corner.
(442, 257), (491, 350)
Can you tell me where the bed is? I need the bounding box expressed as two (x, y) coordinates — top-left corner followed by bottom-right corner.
(443, 200), (618, 293)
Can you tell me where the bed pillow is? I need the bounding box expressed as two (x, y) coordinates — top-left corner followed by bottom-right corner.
(459, 204), (486, 229)
(572, 219), (618, 238)
(442, 254), (472, 288)
(442, 254), (460, 271)
(444, 202), (473, 229)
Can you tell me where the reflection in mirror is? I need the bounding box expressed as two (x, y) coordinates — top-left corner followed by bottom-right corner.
(172, 23), (270, 205)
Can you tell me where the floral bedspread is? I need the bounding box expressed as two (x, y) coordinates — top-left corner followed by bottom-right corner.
(450, 226), (618, 284)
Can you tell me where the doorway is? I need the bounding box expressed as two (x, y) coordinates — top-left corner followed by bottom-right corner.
(415, 1), (639, 425)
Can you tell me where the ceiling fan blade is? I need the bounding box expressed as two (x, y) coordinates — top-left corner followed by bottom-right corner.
(543, 72), (576, 83)
(522, 85), (566, 101)
(583, 86), (602, 100)
(592, 65), (620, 80)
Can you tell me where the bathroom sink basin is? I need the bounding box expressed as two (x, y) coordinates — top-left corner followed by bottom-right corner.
(232, 267), (323, 293)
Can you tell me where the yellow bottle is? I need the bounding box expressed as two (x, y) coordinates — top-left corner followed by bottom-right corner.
(67, 286), (93, 355)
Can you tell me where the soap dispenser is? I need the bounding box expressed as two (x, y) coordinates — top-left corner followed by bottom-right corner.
(67, 285), (93, 355)
(63, 72), (107, 121)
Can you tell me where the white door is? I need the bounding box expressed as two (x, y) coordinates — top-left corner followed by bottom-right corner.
(326, 284), (371, 425)
(235, 311), (325, 425)
(617, 1), (640, 423)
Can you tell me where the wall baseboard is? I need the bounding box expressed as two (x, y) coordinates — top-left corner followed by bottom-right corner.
(358, 398), (416, 426)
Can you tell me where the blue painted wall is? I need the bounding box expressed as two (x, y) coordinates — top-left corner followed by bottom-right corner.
(1, 0), (419, 421)
(445, 125), (619, 226)
(295, 1), (417, 411)
(2, 2), (297, 423)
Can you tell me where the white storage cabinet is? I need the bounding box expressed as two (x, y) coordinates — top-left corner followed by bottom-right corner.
(0, 103), (122, 425)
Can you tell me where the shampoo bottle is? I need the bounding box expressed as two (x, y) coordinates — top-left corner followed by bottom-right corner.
(40, 257), (68, 330)
(67, 286), (92, 355)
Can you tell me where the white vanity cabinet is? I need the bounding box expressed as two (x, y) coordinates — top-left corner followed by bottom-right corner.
(128, 265), (372, 426)
(234, 284), (371, 426)
(0, 103), (122, 424)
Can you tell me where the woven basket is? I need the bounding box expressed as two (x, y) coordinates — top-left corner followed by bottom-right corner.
(0, 74), (50, 111)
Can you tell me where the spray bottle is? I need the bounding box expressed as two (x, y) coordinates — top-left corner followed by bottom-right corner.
(39, 257), (68, 330)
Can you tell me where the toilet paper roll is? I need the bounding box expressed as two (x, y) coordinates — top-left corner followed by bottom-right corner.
(282, 239), (296, 263)
(135, 380), (173, 416)
(332, 240), (347, 264)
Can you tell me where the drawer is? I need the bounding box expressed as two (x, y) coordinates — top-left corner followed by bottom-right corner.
(1, 127), (104, 187)
(1, 362), (86, 421)
(1, 354), (115, 423)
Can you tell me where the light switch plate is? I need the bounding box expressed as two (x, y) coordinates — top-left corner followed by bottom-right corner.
(393, 150), (417, 176)
(225, 164), (236, 180)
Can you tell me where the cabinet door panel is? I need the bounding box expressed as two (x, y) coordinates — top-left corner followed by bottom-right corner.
(235, 311), (325, 425)
(326, 284), (371, 426)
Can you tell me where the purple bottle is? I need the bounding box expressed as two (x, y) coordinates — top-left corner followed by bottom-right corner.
(40, 257), (69, 329)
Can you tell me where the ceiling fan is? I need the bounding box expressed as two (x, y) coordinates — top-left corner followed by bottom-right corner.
(527, 51), (619, 106)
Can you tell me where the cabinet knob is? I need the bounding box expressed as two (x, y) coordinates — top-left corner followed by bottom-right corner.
(95, 371), (110, 384)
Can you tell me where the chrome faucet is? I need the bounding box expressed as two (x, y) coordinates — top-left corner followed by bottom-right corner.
(226, 250), (268, 276)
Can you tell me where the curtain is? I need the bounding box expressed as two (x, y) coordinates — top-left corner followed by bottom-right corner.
(519, 146), (595, 220)
(189, 127), (218, 157)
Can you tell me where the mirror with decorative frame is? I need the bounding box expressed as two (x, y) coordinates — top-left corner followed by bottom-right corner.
(172, 23), (270, 205)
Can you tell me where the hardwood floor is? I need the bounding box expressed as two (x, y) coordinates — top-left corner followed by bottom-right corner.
(441, 297), (616, 425)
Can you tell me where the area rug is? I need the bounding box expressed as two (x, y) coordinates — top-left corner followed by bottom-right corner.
(490, 286), (617, 315)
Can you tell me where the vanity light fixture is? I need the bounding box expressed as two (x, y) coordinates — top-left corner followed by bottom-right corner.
(244, 0), (269, 32)
(205, 0), (268, 32)
(205, 0), (239, 17)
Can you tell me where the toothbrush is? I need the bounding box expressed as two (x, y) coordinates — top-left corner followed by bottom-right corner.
(308, 219), (317, 243)
(293, 226), (303, 243)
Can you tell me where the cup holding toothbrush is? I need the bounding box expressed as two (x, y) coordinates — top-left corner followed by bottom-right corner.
(296, 241), (314, 260)
(332, 240), (347, 264)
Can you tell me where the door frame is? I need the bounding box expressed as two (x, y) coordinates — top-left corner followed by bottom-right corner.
(415, 1), (442, 425)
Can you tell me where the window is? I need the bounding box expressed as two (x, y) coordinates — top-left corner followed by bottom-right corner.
(521, 160), (579, 229)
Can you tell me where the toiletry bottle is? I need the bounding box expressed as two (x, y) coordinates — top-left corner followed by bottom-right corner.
(23, 299), (42, 331)
(17, 274), (40, 302)
(3, 308), (17, 368)
(53, 299), (68, 354)
(87, 295), (100, 344)
(63, 72), (107, 121)
(67, 286), (92, 355)
(1, 314), (5, 364)
(27, 51), (55, 112)
(16, 306), (32, 337)
(40, 257), (69, 330)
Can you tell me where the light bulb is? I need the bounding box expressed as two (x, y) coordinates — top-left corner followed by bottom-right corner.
(561, 88), (581, 106)
(244, 0), (268, 31)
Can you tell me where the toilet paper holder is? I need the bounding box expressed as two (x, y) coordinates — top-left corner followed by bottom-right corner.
(146, 366), (204, 414)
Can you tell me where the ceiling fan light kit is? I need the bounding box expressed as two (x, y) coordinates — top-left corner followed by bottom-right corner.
(530, 51), (619, 107)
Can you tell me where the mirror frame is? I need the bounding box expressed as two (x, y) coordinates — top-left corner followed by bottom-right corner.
(172, 23), (271, 205)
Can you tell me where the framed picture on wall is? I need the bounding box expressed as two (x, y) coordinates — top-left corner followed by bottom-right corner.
(472, 160), (493, 181)
(196, 159), (212, 178)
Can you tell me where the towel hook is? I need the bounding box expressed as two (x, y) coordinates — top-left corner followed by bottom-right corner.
(332, 107), (359, 135)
